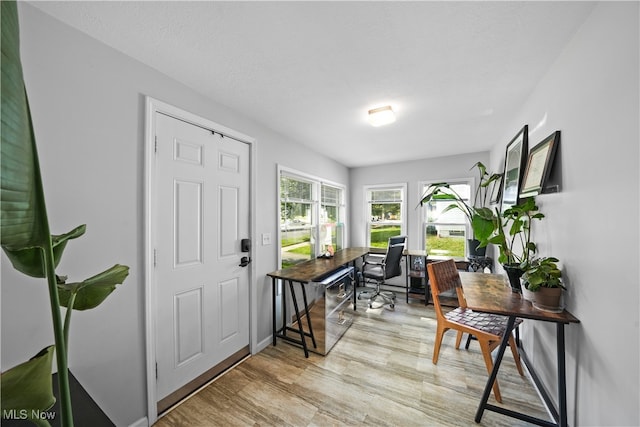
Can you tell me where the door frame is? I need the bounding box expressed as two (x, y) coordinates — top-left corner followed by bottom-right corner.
(144, 97), (257, 424)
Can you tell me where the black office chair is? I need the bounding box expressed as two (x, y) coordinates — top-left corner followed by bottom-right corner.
(359, 237), (406, 309)
(362, 235), (406, 264)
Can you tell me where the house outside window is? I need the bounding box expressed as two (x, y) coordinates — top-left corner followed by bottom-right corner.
(421, 180), (471, 258)
(279, 169), (346, 268)
(365, 184), (406, 248)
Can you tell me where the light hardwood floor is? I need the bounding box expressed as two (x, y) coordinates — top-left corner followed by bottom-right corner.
(155, 292), (550, 426)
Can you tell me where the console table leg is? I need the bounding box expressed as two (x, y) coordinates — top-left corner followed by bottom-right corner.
(475, 315), (516, 423)
(557, 323), (568, 427)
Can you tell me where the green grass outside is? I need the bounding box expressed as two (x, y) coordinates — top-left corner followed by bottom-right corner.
(281, 235), (310, 247)
(287, 246), (311, 256)
(370, 226), (402, 248)
(279, 226), (465, 268)
(426, 235), (465, 257)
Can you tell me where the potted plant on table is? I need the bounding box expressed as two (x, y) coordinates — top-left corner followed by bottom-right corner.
(521, 257), (565, 312)
(418, 162), (502, 258)
(472, 197), (544, 291)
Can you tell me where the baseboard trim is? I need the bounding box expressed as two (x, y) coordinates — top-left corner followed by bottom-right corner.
(128, 416), (149, 427)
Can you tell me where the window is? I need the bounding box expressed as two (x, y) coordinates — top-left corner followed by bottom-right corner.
(422, 180), (471, 258)
(365, 185), (406, 248)
(320, 184), (345, 253)
(279, 170), (345, 269)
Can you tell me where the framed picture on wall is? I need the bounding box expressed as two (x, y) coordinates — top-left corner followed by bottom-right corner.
(520, 131), (560, 198)
(500, 125), (528, 212)
(490, 174), (503, 204)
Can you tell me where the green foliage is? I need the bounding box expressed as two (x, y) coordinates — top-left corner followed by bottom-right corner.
(285, 245), (311, 256)
(370, 226), (401, 247)
(418, 162), (502, 227)
(57, 264), (130, 311)
(522, 257), (564, 291)
(280, 235), (310, 247)
(1, 3), (129, 425)
(470, 161), (503, 210)
(3, 225), (86, 277)
(426, 235), (465, 257)
(418, 182), (474, 224)
(472, 197), (544, 266)
(1, 346), (56, 426)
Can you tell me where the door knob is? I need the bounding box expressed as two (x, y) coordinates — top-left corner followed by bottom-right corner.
(239, 256), (251, 267)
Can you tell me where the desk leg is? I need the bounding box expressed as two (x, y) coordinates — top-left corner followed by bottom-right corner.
(271, 277), (277, 346)
(475, 315), (516, 423)
(557, 323), (568, 427)
(288, 280), (309, 358)
(405, 255), (409, 304)
(300, 284), (317, 349)
(353, 259), (359, 310)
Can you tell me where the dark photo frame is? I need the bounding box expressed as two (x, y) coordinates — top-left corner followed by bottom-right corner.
(520, 131), (560, 198)
(500, 125), (528, 212)
(490, 174), (503, 204)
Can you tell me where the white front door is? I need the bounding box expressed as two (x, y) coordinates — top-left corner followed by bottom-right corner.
(154, 112), (250, 410)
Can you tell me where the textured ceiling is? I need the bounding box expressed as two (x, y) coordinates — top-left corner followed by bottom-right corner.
(28, 1), (596, 167)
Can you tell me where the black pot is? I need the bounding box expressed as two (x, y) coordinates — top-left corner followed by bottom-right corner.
(467, 238), (487, 258)
(503, 264), (524, 292)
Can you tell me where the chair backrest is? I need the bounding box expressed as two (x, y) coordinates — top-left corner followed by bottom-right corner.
(383, 240), (405, 279)
(427, 259), (466, 313)
(388, 235), (407, 246)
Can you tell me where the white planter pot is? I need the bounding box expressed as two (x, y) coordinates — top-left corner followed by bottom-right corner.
(521, 285), (535, 302)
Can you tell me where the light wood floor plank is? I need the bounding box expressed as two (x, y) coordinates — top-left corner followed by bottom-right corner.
(155, 294), (550, 426)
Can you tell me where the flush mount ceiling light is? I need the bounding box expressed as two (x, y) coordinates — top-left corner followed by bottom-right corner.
(367, 105), (396, 127)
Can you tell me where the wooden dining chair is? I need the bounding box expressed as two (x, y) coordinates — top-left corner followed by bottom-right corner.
(427, 259), (524, 403)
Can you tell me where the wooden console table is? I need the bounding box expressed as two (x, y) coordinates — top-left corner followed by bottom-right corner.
(266, 247), (370, 357)
(460, 272), (580, 427)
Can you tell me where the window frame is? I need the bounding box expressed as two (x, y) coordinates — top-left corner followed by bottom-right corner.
(363, 183), (407, 248)
(419, 177), (474, 256)
(277, 166), (347, 268)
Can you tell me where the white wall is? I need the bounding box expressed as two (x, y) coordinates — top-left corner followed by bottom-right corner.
(487, 3), (639, 425)
(1, 4), (348, 426)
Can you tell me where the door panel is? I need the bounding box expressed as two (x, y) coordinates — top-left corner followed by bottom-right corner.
(155, 112), (250, 407)
(174, 180), (203, 266)
(219, 186), (238, 257)
(174, 287), (204, 366)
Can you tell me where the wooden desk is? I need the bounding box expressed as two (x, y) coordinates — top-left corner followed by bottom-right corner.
(460, 272), (580, 427)
(266, 247), (371, 357)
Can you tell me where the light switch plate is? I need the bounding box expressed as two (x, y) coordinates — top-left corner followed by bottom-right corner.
(262, 233), (271, 245)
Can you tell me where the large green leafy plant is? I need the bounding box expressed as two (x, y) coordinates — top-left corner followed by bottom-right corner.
(418, 162), (502, 233)
(1, 2), (128, 426)
(472, 197), (544, 266)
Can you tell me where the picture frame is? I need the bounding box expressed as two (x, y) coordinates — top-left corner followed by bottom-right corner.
(490, 174), (503, 204)
(500, 125), (528, 212)
(520, 131), (560, 198)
